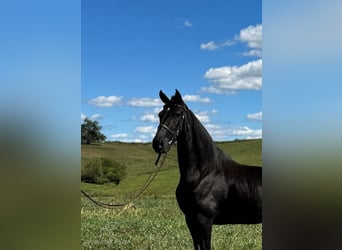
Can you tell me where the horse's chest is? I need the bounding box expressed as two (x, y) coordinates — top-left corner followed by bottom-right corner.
(176, 183), (217, 216)
(176, 184), (196, 213)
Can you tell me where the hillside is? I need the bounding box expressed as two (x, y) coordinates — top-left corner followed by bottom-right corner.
(81, 139), (262, 200)
(81, 139), (262, 249)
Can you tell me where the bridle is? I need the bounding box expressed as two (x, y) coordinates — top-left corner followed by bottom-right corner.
(157, 105), (187, 148)
(158, 122), (182, 146)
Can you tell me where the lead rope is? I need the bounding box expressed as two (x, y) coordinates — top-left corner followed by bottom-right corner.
(81, 153), (167, 209)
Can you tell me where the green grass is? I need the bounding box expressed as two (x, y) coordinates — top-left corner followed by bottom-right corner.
(81, 139), (262, 249)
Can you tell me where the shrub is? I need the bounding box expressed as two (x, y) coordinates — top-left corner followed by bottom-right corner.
(81, 158), (127, 185)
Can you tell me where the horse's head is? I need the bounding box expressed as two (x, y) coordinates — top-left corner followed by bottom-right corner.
(152, 89), (188, 154)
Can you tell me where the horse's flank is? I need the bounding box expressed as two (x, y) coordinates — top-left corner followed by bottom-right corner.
(176, 108), (262, 225)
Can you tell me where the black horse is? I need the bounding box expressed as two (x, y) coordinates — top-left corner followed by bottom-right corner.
(152, 90), (262, 250)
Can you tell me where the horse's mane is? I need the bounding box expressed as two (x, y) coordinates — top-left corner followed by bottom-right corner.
(183, 107), (233, 171)
(168, 94), (233, 172)
(187, 109), (214, 144)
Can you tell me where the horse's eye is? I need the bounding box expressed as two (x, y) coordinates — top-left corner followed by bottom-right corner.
(174, 113), (181, 118)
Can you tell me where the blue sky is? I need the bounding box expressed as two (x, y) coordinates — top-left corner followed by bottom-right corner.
(82, 0), (262, 142)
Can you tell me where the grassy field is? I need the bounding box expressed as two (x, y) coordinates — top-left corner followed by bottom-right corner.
(81, 139), (262, 249)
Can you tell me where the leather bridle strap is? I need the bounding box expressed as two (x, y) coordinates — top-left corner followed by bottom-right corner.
(159, 124), (174, 135)
(159, 113), (185, 141)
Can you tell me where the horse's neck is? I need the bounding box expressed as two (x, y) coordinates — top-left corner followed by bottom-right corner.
(176, 112), (216, 185)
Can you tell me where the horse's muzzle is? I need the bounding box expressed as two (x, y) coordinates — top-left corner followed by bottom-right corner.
(152, 137), (169, 154)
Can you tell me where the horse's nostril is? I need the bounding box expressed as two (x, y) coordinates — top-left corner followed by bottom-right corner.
(153, 138), (165, 153)
(158, 140), (163, 149)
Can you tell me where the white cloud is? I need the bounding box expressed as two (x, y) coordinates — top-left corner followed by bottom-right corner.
(237, 24), (262, 58)
(237, 24), (262, 49)
(231, 126), (262, 138)
(204, 123), (220, 130)
(200, 41), (219, 51)
(131, 138), (144, 143)
(200, 86), (237, 95)
(88, 96), (122, 108)
(200, 40), (235, 51)
(110, 133), (128, 139)
(138, 134), (149, 140)
(90, 114), (104, 120)
(247, 111), (262, 121)
(203, 123), (263, 141)
(81, 113), (104, 121)
(128, 98), (162, 107)
(208, 128), (230, 140)
(201, 24), (261, 57)
(193, 109), (220, 124)
(243, 49), (262, 57)
(134, 126), (157, 134)
(183, 95), (211, 103)
(175, 18), (193, 29)
(184, 20), (192, 27)
(141, 113), (159, 123)
(203, 59), (262, 93)
(194, 111), (211, 123)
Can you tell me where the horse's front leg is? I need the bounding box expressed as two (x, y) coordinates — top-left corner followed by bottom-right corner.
(185, 213), (213, 250)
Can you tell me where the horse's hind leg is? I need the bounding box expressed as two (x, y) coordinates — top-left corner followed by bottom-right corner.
(185, 214), (212, 250)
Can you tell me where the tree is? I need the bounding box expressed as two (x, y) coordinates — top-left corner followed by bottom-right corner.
(81, 118), (106, 144)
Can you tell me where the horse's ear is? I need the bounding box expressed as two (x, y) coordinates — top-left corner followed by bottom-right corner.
(174, 89), (185, 105)
(159, 90), (170, 104)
